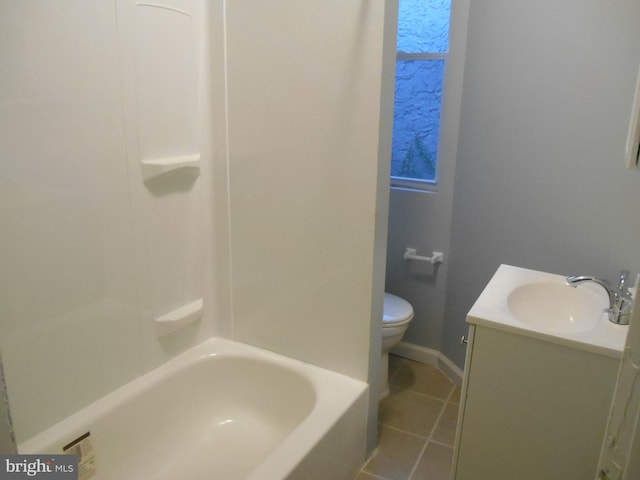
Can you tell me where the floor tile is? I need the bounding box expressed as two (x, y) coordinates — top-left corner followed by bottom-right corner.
(389, 354), (404, 378)
(450, 385), (461, 404)
(358, 358), (460, 480)
(379, 388), (444, 437)
(390, 360), (454, 400)
(355, 471), (384, 480)
(431, 402), (459, 446)
(411, 442), (453, 480)
(363, 425), (425, 480)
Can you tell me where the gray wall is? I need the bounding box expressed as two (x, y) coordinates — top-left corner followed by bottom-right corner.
(442, 0), (640, 368)
(385, 0), (470, 353)
(386, 190), (447, 349)
(385, 0), (640, 369)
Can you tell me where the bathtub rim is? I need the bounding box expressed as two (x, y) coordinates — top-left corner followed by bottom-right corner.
(19, 336), (369, 479)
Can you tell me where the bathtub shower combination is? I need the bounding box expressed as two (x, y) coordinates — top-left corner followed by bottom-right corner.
(3, 1), (382, 478)
(19, 338), (368, 480)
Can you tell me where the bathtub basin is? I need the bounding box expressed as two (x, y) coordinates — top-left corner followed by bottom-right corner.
(19, 337), (368, 480)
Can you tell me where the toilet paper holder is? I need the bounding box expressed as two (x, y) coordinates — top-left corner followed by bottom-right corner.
(403, 247), (444, 264)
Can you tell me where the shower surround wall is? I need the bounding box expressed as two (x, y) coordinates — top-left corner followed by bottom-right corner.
(0, 0), (216, 442)
(0, 0), (391, 448)
(225, 0), (390, 381)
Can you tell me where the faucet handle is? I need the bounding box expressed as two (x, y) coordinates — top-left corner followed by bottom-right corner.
(617, 270), (631, 291)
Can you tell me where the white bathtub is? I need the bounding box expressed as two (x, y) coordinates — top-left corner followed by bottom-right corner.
(19, 337), (369, 480)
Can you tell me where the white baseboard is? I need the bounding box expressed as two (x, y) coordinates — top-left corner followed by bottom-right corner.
(390, 341), (464, 386)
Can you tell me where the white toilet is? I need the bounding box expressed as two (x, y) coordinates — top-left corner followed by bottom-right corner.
(380, 292), (414, 400)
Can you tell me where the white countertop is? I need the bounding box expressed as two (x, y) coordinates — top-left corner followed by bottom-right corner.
(467, 264), (630, 358)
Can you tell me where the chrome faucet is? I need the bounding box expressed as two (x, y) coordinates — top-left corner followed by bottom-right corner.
(566, 270), (634, 325)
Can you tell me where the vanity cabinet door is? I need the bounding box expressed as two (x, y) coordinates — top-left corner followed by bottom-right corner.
(452, 326), (618, 480)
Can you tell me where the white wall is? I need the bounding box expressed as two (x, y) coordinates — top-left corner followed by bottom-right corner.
(598, 293), (640, 478)
(0, 0), (219, 442)
(369, 0), (400, 453)
(0, 0), (392, 449)
(224, 0), (390, 381)
(442, 0), (640, 368)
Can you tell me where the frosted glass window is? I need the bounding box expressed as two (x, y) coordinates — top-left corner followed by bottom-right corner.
(391, 60), (444, 180)
(397, 0), (450, 53)
(391, 0), (451, 189)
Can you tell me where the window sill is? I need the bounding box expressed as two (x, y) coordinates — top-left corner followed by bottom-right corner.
(390, 176), (438, 193)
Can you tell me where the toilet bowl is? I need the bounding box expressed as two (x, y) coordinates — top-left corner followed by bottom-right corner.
(380, 293), (414, 400)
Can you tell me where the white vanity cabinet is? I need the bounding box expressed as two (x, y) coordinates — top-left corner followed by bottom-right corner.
(452, 265), (628, 480)
(451, 265), (628, 480)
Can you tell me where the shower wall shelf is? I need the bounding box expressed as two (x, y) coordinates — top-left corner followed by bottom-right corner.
(115, 0), (204, 341)
(403, 247), (444, 264)
(140, 154), (201, 181)
(155, 298), (203, 337)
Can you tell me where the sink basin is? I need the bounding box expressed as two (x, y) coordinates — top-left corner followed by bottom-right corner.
(507, 282), (606, 334)
(467, 265), (628, 357)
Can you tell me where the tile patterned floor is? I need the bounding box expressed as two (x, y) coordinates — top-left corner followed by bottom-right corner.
(356, 355), (461, 480)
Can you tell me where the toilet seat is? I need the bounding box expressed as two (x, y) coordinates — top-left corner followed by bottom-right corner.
(380, 292), (414, 401)
(383, 293), (414, 327)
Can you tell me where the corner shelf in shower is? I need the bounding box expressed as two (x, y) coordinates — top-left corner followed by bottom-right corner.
(155, 298), (203, 337)
(140, 153), (201, 181)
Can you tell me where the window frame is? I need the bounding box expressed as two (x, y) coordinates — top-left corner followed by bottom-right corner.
(390, 46), (449, 192)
